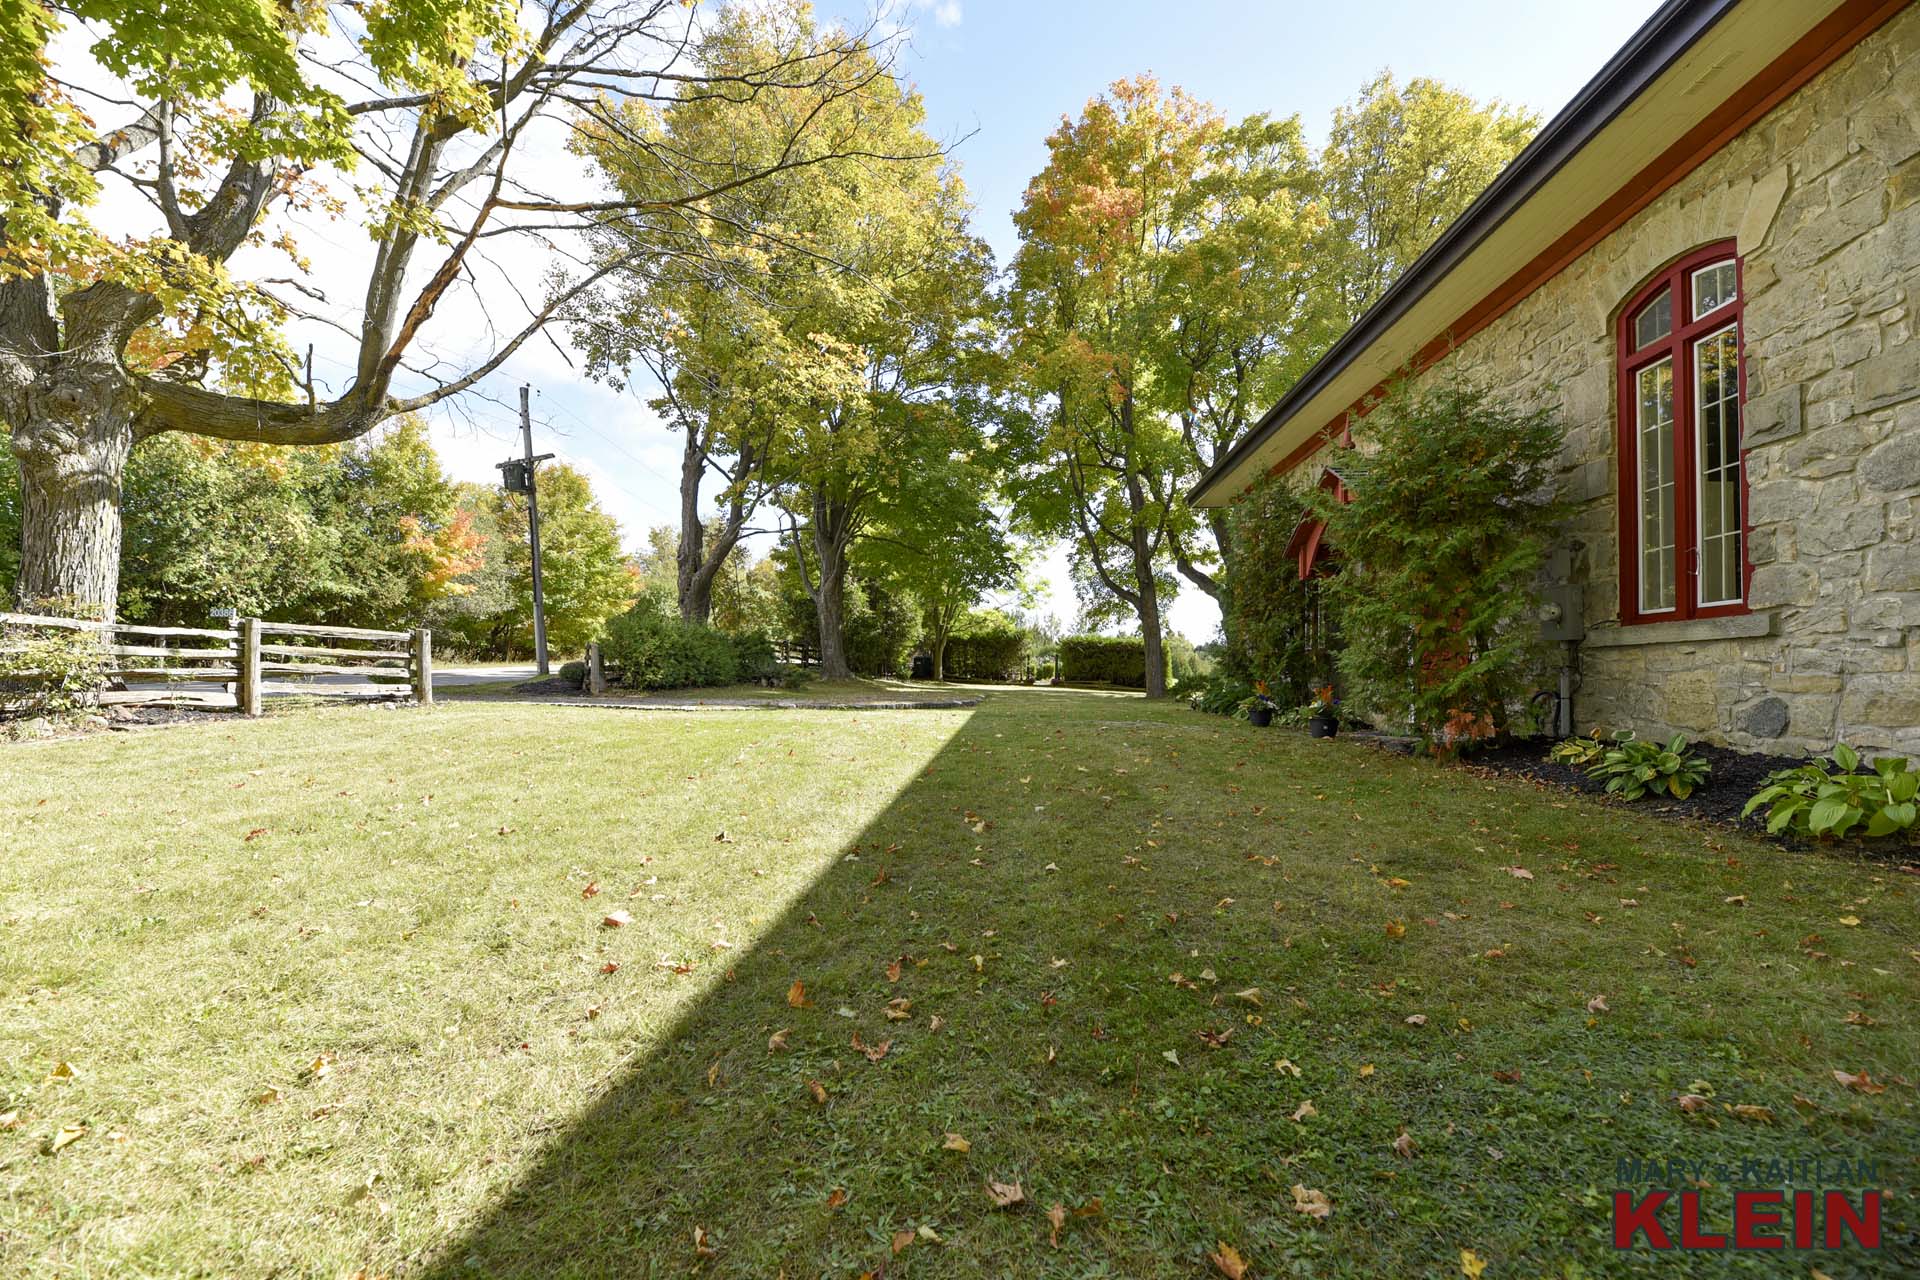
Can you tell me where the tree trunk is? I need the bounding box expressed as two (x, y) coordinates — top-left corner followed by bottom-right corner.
(810, 511), (852, 680)
(9, 374), (138, 619)
(1137, 579), (1167, 698)
(931, 631), (948, 681)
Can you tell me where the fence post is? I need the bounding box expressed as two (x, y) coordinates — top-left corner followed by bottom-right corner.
(587, 641), (606, 695)
(237, 617), (262, 716)
(411, 628), (433, 707)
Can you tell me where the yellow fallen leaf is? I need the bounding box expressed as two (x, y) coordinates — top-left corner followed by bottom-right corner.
(807, 1079), (827, 1104)
(942, 1132), (971, 1153)
(692, 1225), (716, 1259)
(1838, 915), (1861, 927)
(1207, 1241), (1249, 1278)
(1384, 920), (1406, 939)
(44, 1124), (87, 1155)
(1274, 1058), (1301, 1077)
(1290, 1183), (1332, 1219)
(1358, 1063), (1376, 1078)
(767, 1028), (791, 1053)
(1233, 987), (1263, 1006)
(48, 1061), (76, 1082)
(1292, 1099), (1317, 1122)
(1461, 1247), (1488, 1278)
(1725, 1103), (1775, 1123)
(254, 1086), (283, 1106)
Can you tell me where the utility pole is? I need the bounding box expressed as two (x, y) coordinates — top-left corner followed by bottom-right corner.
(497, 385), (556, 674)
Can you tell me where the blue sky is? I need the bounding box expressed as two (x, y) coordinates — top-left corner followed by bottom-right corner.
(422, 0), (1667, 642)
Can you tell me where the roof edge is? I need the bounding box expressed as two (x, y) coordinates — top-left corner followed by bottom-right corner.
(1189, 0), (1741, 506)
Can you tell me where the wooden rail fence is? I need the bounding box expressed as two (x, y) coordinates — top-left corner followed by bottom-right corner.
(0, 612), (432, 716)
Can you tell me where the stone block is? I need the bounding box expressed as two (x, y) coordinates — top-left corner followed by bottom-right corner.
(1856, 343), (1920, 412)
(1750, 562), (1820, 608)
(1861, 431), (1920, 492)
(1841, 674), (1920, 727)
(1744, 383), (1805, 447)
(1797, 501), (1885, 556)
(1734, 695), (1791, 738)
(1865, 542), (1920, 591)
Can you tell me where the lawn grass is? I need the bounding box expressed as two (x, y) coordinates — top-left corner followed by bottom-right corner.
(441, 674), (957, 704)
(1, 690), (1915, 1277)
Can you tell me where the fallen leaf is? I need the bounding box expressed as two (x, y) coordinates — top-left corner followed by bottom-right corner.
(43, 1124), (87, 1155)
(1292, 1099), (1317, 1122)
(244, 827), (269, 842)
(1358, 1063), (1376, 1078)
(1404, 1014), (1428, 1027)
(1162, 1049), (1181, 1066)
(885, 997), (913, 1022)
(1500, 865), (1534, 880)
(1046, 1202), (1066, 1247)
(692, 1225), (716, 1259)
(1723, 894), (1746, 906)
(1207, 1241), (1249, 1279)
(807, 1079), (827, 1104)
(581, 881), (600, 899)
(1838, 915), (1861, 927)
(1274, 1058), (1302, 1077)
(601, 910), (631, 928)
(942, 1132), (971, 1153)
(1233, 987), (1263, 1006)
(891, 1228), (915, 1255)
(786, 980), (809, 1008)
(1726, 1103), (1775, 1123)
(1196, 1027), (1233, 1049)
(1384, 919), (1406, 939)
(1290, 1183), (1333, 1219)
(767, 1028), (791, 1053)
(826, 1187), (848, 1209)
(1492, 1069), (1523, 1085)
(254, 1086), (283, 1106)
(0, 1110), (20, 1130)
(928, 1015), (945, 1033)
(48, 1061), (76, 1082)
(886, 958), (902, 983)
(1460, 1248), (1488, 1278)
(600, 961), (621, 975)
(986, 1178), (1024, 1208)
(851, 1031), (890, 1062)
(1393, 1131), (1417, 1159)
(1586, 995), (1610, 1014)
(1676, 1093), (1711, 1113)
(1833, 1069), (1886, 1094)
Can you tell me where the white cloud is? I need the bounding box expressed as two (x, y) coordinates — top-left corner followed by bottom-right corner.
(932, 1), (963, 28)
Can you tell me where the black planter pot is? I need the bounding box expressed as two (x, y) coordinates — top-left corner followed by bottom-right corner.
(1247, 705), (1274, 728)
(1308, 713), (1338, 739)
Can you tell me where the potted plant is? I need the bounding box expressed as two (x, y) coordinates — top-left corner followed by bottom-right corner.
(1238, 681), (1278, 727)
(1306, 685), (1339, 739)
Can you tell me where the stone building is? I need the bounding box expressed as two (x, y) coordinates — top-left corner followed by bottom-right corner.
(1191, 0), (1920, 755)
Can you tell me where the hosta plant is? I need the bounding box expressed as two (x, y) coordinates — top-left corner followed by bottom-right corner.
(1548, 735), (1606, 768)
(1742, 745), (1919, 839)
(1587, 731), (1710, 801)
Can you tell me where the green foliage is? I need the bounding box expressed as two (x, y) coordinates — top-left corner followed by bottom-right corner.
(557, 660), (587, 689)
(602, 598), (738, 691)
(1584, 732), (1711, 802)
(1315, 380), (1568, 750)
(1548, 736), (1607, 768)
(0, 619), (106, 719)
(1059, 635), (1157, 687)
(1176, 672), (1255, 716)
(429, 467), (635, 660)
(1222, 474), (1329, 705)
(940, 611), (1026, 682)
(729, 630), (780, 685)
(1743, 745), (1920, 840)
(842, 576), (918, 678)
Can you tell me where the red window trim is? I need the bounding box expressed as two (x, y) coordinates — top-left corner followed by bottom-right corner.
(1615, 241), (1752, 626)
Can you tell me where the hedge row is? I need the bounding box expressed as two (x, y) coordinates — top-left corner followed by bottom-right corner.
(1059, 634), (1154, 687)
(942, 630), (1025, 681)
(600, 598), (778, 690)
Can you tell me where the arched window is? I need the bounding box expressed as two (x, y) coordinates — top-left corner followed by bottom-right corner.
(1616, 242), (1750, 624)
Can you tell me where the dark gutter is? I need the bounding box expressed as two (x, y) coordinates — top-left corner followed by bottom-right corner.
(1188, 0), (1742, 505)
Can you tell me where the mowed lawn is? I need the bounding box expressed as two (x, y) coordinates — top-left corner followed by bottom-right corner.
(1, 691), (1915, 1278)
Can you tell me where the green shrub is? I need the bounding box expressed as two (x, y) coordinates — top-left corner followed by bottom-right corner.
(1223, 478), (1327, 706)
(1743, 745), (1918, 839)
(1314, 379), (1568, 752)
(1059, 635), (1154, 687)
(780, 665), (814, 691)
(943, 626), (1025, 681)
(1585, 731), (1710, 801)
(0, 620), (107, 719)
(730, 630), (779, 684)
(601, 599), (738, 690)
(557, 660), (587, 689)
(1182, 672), (1252, 716)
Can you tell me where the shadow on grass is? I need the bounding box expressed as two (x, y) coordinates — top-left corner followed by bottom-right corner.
(414, 687), (1920, 1279)
(416, 687), (1219, 1277)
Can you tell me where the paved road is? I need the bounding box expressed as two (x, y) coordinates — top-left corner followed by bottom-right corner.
(286, 663), (539, 691)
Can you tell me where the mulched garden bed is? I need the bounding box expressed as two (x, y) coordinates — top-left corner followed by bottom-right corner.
(1465, 736), (1813, 830)
(5, 704), (230, 742)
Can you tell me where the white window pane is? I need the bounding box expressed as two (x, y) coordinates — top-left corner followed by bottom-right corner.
(1637, 358), (1676, 612)
(1634, 286), (1671, 348)
(1695, 326), (1743, 605)
(1691, 260), (1737, 319)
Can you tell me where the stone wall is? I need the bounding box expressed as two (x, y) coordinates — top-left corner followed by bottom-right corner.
(1296, 6), (1920, 755)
